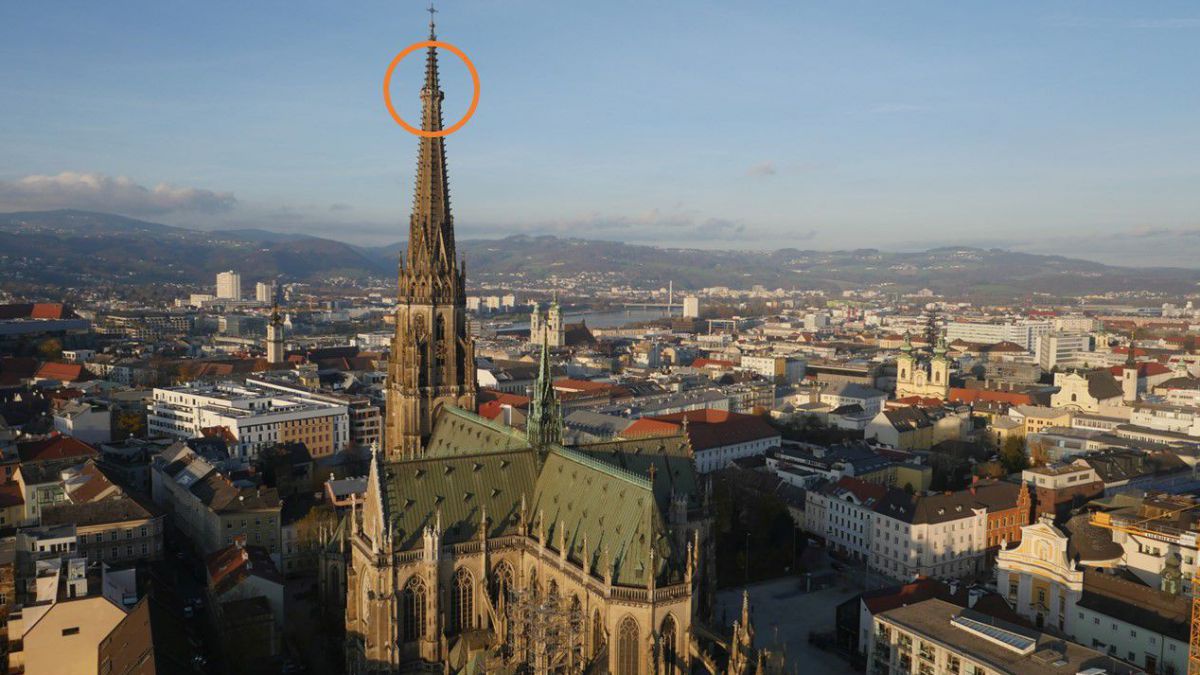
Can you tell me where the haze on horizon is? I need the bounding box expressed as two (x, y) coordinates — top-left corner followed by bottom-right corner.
(1, 0), (1198, 267)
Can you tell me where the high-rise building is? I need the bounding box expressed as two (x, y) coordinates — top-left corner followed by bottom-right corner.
(255, 281), (275, 303)
(382, 14), (476, 459)
(215, 270), (242, 300)
(683, 295), (701, 318)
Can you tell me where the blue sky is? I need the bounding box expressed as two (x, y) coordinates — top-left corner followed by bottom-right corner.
(1, 1), (1198, 265)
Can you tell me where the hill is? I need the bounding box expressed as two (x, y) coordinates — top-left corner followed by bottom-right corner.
(1, 210), (1197, 297)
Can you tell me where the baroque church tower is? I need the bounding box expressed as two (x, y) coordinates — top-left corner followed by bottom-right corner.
(385, 15), (476, 458)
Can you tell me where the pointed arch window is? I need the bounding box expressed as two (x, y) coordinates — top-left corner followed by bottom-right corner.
(401, 576), (427, 642)
(451, 567), (474, 634)
(661, 615), (678, 674)
(616, 616), (640, 675)
(490, 562), (515, 608)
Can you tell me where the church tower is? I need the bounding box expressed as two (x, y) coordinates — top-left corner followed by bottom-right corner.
(385, 14), (476, 458)
(526, 334), (563, 449)
(266, 300), (284, 365)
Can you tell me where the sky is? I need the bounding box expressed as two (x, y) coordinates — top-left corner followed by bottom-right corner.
(1, 1), (1199, 266)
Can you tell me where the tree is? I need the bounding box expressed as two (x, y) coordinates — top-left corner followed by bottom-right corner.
(1029, 440), (1050, 467)
(998, 436), (1028, 474)
(37, 337), (62, 360)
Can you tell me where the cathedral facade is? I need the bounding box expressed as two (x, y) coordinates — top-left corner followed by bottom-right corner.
(323, 14), (771, 674)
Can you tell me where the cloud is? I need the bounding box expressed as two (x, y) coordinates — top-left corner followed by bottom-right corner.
(328, 203), (353, 212)
(1124, 225), (1173, 238)
(747, 161), (777, 177)
(0, 171), (235, 215)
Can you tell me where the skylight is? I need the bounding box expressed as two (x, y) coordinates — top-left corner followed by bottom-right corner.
(951, 614), (1037, 655)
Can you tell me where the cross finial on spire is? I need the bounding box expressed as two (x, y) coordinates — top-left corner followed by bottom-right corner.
(427, 1), (437, 39)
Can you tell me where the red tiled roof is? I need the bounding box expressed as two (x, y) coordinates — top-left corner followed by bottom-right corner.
(692, 358), (735, 369)
(553, 378), (619, 393)
(948, 388), (1034, 406)
(1109, 362), (1172, 378)
(477, 389), (531, 409)
(17, 435), (99, 464)
(201, 426), (238, 444)
(624, 409), (780, 451)
(30, 303), (67, 319)
(34, 362), (89, 382)
(206, 542), (283, 596)
(889, 396), (945, 408)
(832, 476), (888, 504)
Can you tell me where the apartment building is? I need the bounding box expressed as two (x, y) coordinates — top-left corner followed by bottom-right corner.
(148, 381), (349, 460)
(150, 442), (281, 563)
(944, 320), (1052, 351)
(867, 597), (1137, 675)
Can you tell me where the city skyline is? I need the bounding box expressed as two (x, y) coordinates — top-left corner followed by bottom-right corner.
(2, 1), (1199, 266)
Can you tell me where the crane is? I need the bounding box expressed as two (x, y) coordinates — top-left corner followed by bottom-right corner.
(1089, 501), (1200, 674)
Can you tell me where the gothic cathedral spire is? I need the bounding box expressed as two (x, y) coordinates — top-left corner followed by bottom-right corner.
(385, 15), (476, 458)
(526, 334), (563, 450)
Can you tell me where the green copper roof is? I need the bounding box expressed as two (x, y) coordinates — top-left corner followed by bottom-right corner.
(382, 448), (538, 550)
(379, 406), (687, 585)
(424, 405), (531, 457)
(533, 446), (676, 586)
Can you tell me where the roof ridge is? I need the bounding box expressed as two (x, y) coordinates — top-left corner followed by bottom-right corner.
(442, 404), (529, 440)
(551, 444), (654, 490)
(385, 447), (534, 466)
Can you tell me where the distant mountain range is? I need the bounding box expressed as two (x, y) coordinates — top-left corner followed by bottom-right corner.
(1, 209), (1197, 298)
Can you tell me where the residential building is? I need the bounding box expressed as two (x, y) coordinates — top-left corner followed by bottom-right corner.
(148, 382), (349, 459)
(867, 597), (1137, 675)
(150, 442), (281, 562)
(805, 477), (886, 561)
(216, 270), (242, 300)
(869, 488), (988, 581)
(682, 296), (700, 318)
(206, 541), (286, 668)
(1036, 332), (1093, 371)
(41, 495), (164, 565)
(821, 382), (887, 417)
(1021, 462), (1105, 520)
(255, 281), (275, 303)
(622, 408), (781, 473)
(51, 400), (111, 445)
(997, 516), (1188, 674)
(944, 320), (1052, 351)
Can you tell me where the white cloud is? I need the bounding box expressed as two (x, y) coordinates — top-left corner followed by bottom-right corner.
(747, 161), (777, 177)
(0, 171), (236, 215)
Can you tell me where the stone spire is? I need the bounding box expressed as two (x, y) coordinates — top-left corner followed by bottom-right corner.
(385, 7), (476, 458)
(526, 333), (563, 449)
(405, 5), (456, 283)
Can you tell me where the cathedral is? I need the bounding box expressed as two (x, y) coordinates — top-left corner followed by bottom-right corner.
(321, 13), (782, 675)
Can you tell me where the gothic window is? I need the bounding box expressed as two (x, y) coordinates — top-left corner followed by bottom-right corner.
(661, 615), (678, 673)
(547, 579), (560, 606)
(616, 616), (640, 675)
(451, 567), (474, 634)
(491, 561), (515, 609)
(528, 568), (540, 600)
(436, 314), (446, 340)
(401, 576), (427, 642)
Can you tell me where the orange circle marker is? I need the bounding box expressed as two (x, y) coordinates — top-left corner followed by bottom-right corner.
(383, 40), (480, 138)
